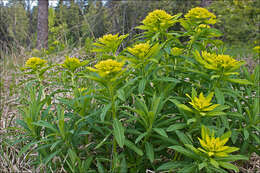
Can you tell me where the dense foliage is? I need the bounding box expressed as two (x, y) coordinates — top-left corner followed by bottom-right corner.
(16, 7), (259, 173)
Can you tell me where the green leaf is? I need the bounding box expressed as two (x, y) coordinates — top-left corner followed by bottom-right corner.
(206, 111), (226, 116)
(198, 162), (207, 170)
(32, 120), (58, 133)
(177, 165), (197, 173)
(145, 142), (154, 163)
(125, 139), (143, 156)
(68, 149), (78, 164)
(175, 130), (192, 145)
(231, 129), (239, 144)
(138, 78), (146, 94)
(113, 119), (125, 148)
(43, 149), (61, 165)
(167, 123), (186, 132)
(154, 77), (180, 83)
(187, 118), (196, 125)
(120, 155), (127, 173)
(50, 140), (62, 151)
(95, 132), (112, 150)
(153, 128), (168, 138)
(169, 146), (199, 160)
(218, 161), (239, 172)
(243, 128), (249, 140)
(215, 155), (248, 162)
(96, 160), (105, 173)
(210, 158), (219, 168)
(100, 103), (111, 121)
(226, 78), (253, 85)
(170, 98), (193, 112)
(157, 161), (184, 171)
(135, 132), (148, 144)
(117, 89), (125, 101)
(78, 131), (91, 135)
(82, 157), (93, 170)
(214, 88), (225, 105)
(220, 116), (229, 129)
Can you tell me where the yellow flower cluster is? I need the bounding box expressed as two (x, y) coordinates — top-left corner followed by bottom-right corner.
(96, 34), (128, 45)
(253, 46), (260, 54)
(89, 59), (124, 77)
(198, 126), (239, 157)
(92, 33), (128, 54)
(195, 24), (211, 32)
(171, 47), (184, 56)
(186, 92), (219, 113)
(201, 51), (239, 70)
(62, 57), (82, 72)
(128, 43), (151, 59)
(185, 7), (217, 24)
(141, 9), (175, 32)
(25, 57), (47, 70)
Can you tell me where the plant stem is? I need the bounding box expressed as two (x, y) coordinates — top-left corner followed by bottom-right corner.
(36, 71), (46, 98)
(108, 82), (117, 170)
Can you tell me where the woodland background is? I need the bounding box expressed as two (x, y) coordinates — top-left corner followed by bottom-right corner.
(0, 0), (259, 55)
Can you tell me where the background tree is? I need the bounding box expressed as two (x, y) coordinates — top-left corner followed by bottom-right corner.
(36, 0), (49, 49)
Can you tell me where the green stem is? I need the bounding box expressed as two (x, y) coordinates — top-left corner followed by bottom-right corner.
(36, 71), (46, 98)
(71, 72), (76, 89)
(109, 83), (116, 120)
(108, 82), (117, 170)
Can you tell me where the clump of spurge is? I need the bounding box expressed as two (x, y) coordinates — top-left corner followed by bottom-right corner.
(168, 126), (248, 173)
(184, 7), (217, 24)
(92, 33), (128, 56)
(25, 57), (47, 71)
(87, 59), (124, 78)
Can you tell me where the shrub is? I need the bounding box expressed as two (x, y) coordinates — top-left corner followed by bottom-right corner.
(16, 7), (259, 172)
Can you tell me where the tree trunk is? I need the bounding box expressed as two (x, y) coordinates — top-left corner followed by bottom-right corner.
(36, 0), (48, 49)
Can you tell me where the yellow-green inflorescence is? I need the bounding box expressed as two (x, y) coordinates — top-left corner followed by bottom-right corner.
(185, 7), (217, 24)
(195, 24), (211, 32)
(92, 33), (128, 54)
(25, 57), (47, 70)
(128, 42), (151, 59)
(139, 9), (176, 32)
(253, 46), (260, 54)
(201, 51), (241, 71)
(171, 47), (184, 56)
(198, 126), (239, 157)
(88, 59), (124, 78)
(62, 57), (82, 72)
(186, 92), (219, 113)
(96, 34), (128, 45)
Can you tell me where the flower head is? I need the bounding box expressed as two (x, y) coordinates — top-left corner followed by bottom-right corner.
(62, 57), (82, 72)
(139, 9), (176, 32)
(186, 92), (219, 113)
(25, 57), (47, 70)
(92, 33), (128, 54)
(97, 34), (127, 45)
(195, 24), (211, 32)
(128, 43), (151, 59)
(198, 126), (239, 157)
(88, 59), (124, 78)
(201, 51), (240, 70)
(171, 47), (184, 56)
(253, 46), (260, 54)
(185, 7), (217, 24)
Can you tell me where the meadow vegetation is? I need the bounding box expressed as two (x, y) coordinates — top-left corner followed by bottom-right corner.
(0, 1), (260, 173)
